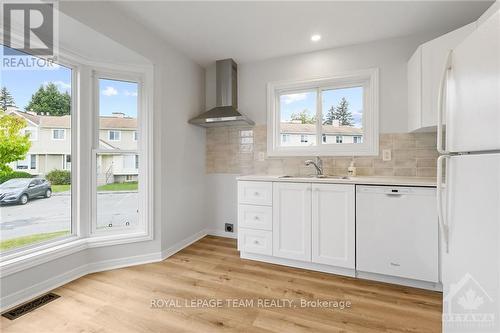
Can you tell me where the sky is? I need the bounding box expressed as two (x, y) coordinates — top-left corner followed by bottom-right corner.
(280, 86), (363, 128)
(1, 45), (138, 118)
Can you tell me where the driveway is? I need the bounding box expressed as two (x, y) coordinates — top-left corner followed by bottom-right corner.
(0, 192), (139, 241)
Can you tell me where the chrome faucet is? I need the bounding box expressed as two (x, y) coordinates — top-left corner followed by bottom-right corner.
(305, 156), (324, 177)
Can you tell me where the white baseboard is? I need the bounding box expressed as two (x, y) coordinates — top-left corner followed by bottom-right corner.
(161, 230), (208, 258)
(240, 252), (356, 278)
(205, 228), (237, 239)
(1, 229), (209, 313)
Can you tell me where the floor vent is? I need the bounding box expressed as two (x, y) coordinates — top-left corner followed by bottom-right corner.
(2, 293), (60, 320)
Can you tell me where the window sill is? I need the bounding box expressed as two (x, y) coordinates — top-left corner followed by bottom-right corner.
(0, 232), (153, 278)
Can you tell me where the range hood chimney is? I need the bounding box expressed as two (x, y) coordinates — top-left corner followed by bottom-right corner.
(189, 58), (254, 127)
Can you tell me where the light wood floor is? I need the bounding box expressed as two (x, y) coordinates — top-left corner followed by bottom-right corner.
(1, 236), (442, 333)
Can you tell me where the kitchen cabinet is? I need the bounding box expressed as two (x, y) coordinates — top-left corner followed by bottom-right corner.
(356, 186), (438, 283)
(272, 182), (312, 261)
(408, 23), (475, 132)
(311, 184), (355, 269)
(237, 178), (439, 290)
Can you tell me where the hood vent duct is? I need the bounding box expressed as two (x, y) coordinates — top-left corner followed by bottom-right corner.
(189, 58), (254, 127)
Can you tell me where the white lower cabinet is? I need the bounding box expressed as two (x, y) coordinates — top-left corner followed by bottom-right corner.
(238, 228), (273, 256)
(311, 184), (355, 269)
(237, 180), (438, 289)
(272, 182), (312, 261)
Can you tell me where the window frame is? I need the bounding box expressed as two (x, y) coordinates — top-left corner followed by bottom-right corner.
(267, 68), (379, 156)
(51, 128), (66, 140)
(108, 130), (121, 141)
(0, 35), (154, 271)
(0, 57), (79, 261)
(91, 70), (151, 240)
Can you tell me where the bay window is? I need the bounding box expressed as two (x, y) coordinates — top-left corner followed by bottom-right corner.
(267, 68), (379, 156)
(1, 46), (152, 263)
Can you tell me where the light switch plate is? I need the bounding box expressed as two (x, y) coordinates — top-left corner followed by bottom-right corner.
(382, 149), (392, 161)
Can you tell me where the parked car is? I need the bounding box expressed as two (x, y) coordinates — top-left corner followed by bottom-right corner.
(0, 178), (52, 205)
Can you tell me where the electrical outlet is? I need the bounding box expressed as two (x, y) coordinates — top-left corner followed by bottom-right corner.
(225, 223), (234, 233)
(382, 149), (392, 161)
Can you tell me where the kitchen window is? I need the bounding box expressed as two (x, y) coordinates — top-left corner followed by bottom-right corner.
(267, 68), (379, 156)
(52, 129), (66, 140)
(108, 130), (121, 141)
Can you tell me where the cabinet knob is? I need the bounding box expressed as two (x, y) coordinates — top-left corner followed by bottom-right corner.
(254, 192), (260, 196)
(253, 240), (259, 245)
(254, 216), (259, 220)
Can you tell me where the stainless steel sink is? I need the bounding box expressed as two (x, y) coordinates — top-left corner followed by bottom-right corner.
(279, 175), (350, 180)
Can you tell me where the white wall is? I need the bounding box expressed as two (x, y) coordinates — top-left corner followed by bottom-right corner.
(207, 33), (439, 133)
(205, 32), (443, 236)
(1, 1), (207, 310)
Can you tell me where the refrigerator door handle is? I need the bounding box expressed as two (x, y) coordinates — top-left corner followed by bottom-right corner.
(437, 50), (453, 155)
(437, 155), (450, 253)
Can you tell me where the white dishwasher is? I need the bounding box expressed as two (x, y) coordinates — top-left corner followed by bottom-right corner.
(356, 185), (439, 283)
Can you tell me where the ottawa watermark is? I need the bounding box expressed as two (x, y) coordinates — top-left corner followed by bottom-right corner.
(1, 0), (59, 70)
(443, 273), (497, 331)
(151, 298), (352, 310)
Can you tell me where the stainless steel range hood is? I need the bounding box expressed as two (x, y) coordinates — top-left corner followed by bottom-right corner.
(189, 58), (254, 127)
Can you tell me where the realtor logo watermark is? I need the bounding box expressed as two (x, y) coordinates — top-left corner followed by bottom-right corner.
(443, 273), (497, 331)
(2, 0), (58, 70)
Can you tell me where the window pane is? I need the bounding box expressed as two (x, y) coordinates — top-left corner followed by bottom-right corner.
(321, 86), (363, 144)
(1, 45), (72, 252)
(279, 91), (317, 147)
(96, 153), (139, 230)
(98, 79), (138, 150)
(96, 78), (139, 232)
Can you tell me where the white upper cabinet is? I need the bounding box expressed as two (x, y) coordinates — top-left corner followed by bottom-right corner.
(311, 184), (355, 269)
(408, 23), (475, 132)
(272, 182), (312, 261)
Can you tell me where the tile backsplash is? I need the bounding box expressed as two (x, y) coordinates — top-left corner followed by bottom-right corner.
(206, 125), (438, 178)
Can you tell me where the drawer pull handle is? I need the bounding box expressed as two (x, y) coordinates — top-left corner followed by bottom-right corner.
(254, 216), (260, 220)
(390, 262), (401, 267)
(254, 192), (260, 196)
(253, 240), (260, 245)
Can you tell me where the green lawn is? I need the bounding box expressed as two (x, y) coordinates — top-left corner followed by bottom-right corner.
(50, 182), (138, 193)
(97, 181), (138, 191)
(0, 231), (70, 251)
(52, 184), (71, 193)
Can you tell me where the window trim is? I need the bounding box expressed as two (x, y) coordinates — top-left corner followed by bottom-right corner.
(267, 68), (379, 156)
(51, 128), (66, 140)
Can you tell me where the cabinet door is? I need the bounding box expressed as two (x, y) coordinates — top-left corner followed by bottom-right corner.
(312, 184), (355, 269)
(273, 182), (311, 261)
(407, 46), (422, 132)
(421, 23), (475, 129)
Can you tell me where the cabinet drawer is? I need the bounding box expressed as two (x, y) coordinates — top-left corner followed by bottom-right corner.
(238, 228), (272, 256)
(238, 181), (272, 206)
(238, 204), (272, 231)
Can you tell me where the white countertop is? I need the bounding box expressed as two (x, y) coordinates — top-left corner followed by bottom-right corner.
(237, 175), (437, 187)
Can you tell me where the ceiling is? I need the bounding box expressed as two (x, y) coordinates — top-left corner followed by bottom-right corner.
(115, 1), (493, 67)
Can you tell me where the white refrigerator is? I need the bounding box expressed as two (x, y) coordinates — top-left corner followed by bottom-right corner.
(437, 7), (500, 333)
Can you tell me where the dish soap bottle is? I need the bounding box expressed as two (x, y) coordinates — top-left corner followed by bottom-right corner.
(347, 158), (357, 177)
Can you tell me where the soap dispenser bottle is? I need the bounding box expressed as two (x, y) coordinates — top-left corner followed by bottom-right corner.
(347, 157), (357, 177)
